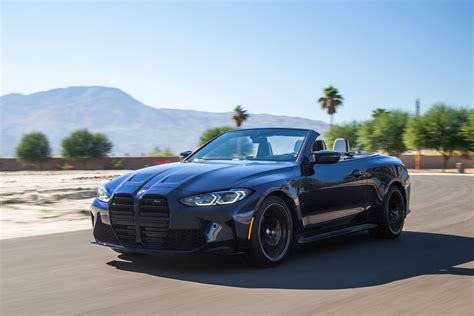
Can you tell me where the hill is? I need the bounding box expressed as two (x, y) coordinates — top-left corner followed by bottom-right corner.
(0, 86), (329, 157)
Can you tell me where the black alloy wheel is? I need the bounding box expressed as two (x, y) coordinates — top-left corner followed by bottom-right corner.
(387, 190), (404, 234)
(369, 185), (406, 239)
(247, 196), (294, 267)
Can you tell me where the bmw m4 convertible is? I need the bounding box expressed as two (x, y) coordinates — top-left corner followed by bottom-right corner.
(91, 128), (410, 266)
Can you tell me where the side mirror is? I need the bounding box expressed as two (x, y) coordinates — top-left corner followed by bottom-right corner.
(180, 150), (192, 158)
(313, 150), (341, 164)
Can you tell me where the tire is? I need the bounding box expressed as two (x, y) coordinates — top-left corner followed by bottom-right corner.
(369, 185), (406, 239)
(246, 196), (294, 267)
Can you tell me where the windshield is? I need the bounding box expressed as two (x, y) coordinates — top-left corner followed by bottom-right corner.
(188, 129), (309, 162)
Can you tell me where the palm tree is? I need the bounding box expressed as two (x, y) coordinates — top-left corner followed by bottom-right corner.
(232, 105), (249, 128)
(318, 86), (344, 126)
(372, 108), (389, 118)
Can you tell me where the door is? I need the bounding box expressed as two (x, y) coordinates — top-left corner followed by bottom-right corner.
(298, 158), (368, 230)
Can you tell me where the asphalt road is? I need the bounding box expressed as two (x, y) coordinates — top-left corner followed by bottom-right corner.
(1, 175), (473, 315)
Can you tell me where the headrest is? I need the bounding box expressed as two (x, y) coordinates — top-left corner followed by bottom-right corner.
(257, 140), (272, 157)
(294, 140), (303, 153)
(312, 139), (327, 152)
(333, 138), (350, 153)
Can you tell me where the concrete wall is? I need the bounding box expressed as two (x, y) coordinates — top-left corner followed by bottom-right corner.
(0, 155), (471, 171)
(399, 154), (472, 169)
(0, 157), (180, 171)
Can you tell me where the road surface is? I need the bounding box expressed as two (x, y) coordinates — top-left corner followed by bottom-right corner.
(1, 175), (473, 315)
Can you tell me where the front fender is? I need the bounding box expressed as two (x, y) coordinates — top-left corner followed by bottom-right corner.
(367, 163), (410, 223)
(251, 180), (304, 234)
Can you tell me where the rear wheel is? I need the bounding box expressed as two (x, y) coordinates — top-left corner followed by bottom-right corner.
(246, 196), (294, 267)
(369, 185), (405, 239)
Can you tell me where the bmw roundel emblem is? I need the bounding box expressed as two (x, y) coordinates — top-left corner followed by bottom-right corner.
(137, 189), (147, 196)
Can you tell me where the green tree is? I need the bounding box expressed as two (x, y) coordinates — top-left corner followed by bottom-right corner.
(318, 86), (344, 126)
(15, 132), (51, 162)
(199, 126), (233, 146)
(232, 105), (249, 128)
(404, 104), (470, 170)
(359, 110), (409, 156)
(325, 122), (360, 150)
(359, 109), (386, 152)
(61, 129), (113, 159)
(358, 123), (374, 152)
(461, 110), (474, 151)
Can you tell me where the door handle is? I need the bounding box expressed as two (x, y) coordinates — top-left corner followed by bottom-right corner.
(352, 169), (363, 178)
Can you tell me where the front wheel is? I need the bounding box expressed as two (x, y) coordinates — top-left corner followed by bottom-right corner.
(246, 196), (294, 267)
(369, 185), (406, 239)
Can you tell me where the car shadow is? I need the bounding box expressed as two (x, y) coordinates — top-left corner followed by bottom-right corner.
(106, 231), (473, 290)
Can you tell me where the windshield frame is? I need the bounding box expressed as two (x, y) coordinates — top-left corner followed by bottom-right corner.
(184, 128), (314, 163)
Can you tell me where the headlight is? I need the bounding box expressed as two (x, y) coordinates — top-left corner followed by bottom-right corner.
(97, 186), (111, 202)
(180, 189), (252, 207)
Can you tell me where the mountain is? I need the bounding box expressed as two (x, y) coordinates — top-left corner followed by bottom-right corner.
(0, 86), (329, 157)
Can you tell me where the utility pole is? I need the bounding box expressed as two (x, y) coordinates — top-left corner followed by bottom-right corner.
(415, 99), (421, 169)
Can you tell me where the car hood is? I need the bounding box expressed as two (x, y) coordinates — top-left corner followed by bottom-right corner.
(112, 161), (297, 193)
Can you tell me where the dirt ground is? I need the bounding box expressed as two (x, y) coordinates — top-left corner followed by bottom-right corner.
(0, 170), (128, 239)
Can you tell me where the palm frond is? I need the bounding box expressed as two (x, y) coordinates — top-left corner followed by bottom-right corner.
(318, 86), (344, 116)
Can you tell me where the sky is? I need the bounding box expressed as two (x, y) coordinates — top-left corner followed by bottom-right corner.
(1, 0), (472, 124)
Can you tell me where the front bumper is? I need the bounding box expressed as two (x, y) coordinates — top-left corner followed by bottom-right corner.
(90, 191), (257, 254)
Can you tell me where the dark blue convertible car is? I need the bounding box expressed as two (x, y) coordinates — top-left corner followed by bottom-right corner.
(91, 128), (410, 266)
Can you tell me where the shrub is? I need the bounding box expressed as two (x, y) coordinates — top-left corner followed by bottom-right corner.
(15, 132), (51, 162)
(61, 129), (113, 159)
(146, 147), (176, 157)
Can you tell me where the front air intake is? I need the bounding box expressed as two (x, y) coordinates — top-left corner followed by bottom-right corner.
(109, 193), (204, 250)
(109, 193), (136, 245)
(138, 195), (170, 246)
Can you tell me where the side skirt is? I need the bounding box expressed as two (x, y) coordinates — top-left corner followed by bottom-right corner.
(296, 223), (378, 244)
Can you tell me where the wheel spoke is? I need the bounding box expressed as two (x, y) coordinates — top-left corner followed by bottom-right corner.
(259, 203), (291, 261)
(388, 191), (404, 233)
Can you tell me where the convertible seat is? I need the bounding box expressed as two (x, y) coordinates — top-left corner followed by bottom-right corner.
(256, 139), (273, 158)
(293, 140), (303, 153)
(333, 138), (350, 154)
